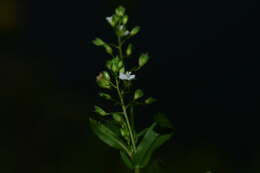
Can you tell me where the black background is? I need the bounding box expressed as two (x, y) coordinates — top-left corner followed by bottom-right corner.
(0, 0), (259, 172)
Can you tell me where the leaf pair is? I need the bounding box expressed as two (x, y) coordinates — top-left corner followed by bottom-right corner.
(120, 122), (173, 169)
(89, 118), (130, 156)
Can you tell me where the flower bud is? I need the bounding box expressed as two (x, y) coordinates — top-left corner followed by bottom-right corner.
(138, 53), (149, 67)
(93, 38), (104, 46)
(94, 105), (108, 116)
(122, 15), (128, 25)
(120, 128), (129, 137)
(134, 89), (144, 100)
(96, 72), (111, 89)
(111, 57), (120, 73)
(115, 6), (125, 16)
(106, 60), (113, 70)
(130, 26), (140, 36)
(102, 71), (111, 81)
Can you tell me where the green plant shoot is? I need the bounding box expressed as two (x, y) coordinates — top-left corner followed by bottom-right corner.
(89, 6), (173, 173)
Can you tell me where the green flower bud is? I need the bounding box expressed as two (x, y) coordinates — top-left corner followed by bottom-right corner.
(93, 38), (104, 46)
(145, 97), (156, 104)
(130, 26), (140, 36)
(111, 57), (120, 73)
(112, 15), (120, 25)
(96, 72), (111, 89)
(138, 53), (149, 67)
(102, 71), (111, 81)
(106, 60), (113, 70)
(134, 89), (144, 100)
(104, 44), (113, 55)
(122, 15), (128, 25)
(94, 105), (108, 116)
(98, 93), (112, 100)
(126, 44), (133, 56)
(118, 60), (123, 69)
(112, 113), (123, 122)
(120, 128), (129, 137)
(115, 6), (125, 16)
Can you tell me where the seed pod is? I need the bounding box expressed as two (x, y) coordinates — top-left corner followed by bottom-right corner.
(145, 97), (156, 104)
(130, 26), (140, 36)
(134, 89), (144, 100)
(94, 106), (108, 116)
(98, 93), (112, 100)
(93, 38), (104, 46)
(112, 113), (123, 122)
(138, 53), (149, 67)
(126, 44), (133, 56)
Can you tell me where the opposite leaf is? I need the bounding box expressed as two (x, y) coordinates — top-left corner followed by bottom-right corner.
(154, 113), (174, 129)
(89, 118), (130, 154)
(133, 123), (172, 168)
(120, 151), (134, 169)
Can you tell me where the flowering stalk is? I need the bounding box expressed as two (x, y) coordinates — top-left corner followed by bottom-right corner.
(90, 6), (173, 173)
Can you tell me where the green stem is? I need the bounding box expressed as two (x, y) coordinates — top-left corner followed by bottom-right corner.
(115, 79), (136, 153)
(134, 167), (140, 173)
(116, 35), (136, 155)
(118, 36), (123, 59)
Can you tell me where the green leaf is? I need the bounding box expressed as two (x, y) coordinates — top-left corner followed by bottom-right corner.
(140, 133), (172, 168)
(138, 53), (149, 67)
(134, 89), (144, 100)
(133, 123), (158, 168)
(133, 123), (172, 168)
(120, 151), (134, 169)
(89, 118), (130, 153)
(154, 113), (173, 129)
(136, 128), (148, 144)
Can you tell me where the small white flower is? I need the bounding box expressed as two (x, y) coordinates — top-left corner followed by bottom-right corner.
(106, 16), (113, 24)
(119, 71), (135, 80)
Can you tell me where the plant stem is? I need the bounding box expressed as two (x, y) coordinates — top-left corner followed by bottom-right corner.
(134, 167), (140, 173)
(116, 35), (136, 155)
(115, 79), (136, 153)
(118, 36), (123, 59)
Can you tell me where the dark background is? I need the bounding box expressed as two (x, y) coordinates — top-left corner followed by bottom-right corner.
(0, 0), (259, 172)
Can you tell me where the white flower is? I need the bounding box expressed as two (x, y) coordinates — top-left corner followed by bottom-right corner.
(106, 16), (113, 24)
(119, 71), (135, 80)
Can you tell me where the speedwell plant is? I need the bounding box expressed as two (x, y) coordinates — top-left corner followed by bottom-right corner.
(90, 6), (174, 173)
